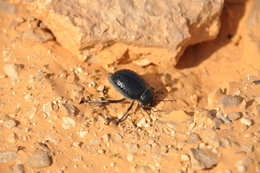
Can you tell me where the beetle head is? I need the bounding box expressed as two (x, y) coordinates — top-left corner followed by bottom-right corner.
(139, 88), (154, 107)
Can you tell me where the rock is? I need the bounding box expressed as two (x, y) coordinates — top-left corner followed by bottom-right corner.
(188, 133), (201, 143)
(3, 119), (17, 129)
(243, 144), (254, 153)
(240, 118), (253, 126)
(113, 133), (122, 142)
(181, 154), (190, 161)
(227, 112), (242, 121)
(7, 133), (17, 144)
(193, 108), (215, 128)
(42, 102), (55, 118)
(208, 88), (224, 106)
(101, 133), (111, 143)
(219, 95), (243, 109)
(127, 153), (134, 162)
(255, 104), (260, 116)
(190, 148), (218, 170)
(161, 73), (172, 86)
(60, 104), (77, 116)
(6, 0), (223, 65)
(97, 85), (106, 92)
(137, 118), (150, 128)
(10, 164), (25, 173)
(22, 28), (55, 43)
(133, 59), (152, 67)
(62, 117), (76, 129)
(246, 0), (260, 47)
(26, 150), (52, 168)
(3, 64), (20, 85)
(0, 151), (17, 163)
(0, 0), (16, 15)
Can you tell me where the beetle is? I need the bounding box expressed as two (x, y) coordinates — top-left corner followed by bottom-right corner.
(80, 69), (154, 124)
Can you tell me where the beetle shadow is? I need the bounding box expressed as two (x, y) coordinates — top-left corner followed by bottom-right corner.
(141, 73), (169, 107)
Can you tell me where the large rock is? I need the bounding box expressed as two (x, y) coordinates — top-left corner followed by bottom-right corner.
(6, 0), (223, 65)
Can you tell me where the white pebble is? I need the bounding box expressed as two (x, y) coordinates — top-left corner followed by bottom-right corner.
(240, 118), (253, 126)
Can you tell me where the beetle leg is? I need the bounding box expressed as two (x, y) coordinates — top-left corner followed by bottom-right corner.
(117, 100), (135, 123)
(140, 105), (154, 121)
(80, 98), (126, 104)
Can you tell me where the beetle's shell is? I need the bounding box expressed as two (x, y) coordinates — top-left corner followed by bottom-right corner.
(108, 69), (147, 100)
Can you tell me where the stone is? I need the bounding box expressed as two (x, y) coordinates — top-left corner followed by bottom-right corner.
(227, 112), (242, 121)
(127, 153), (134, 162)
(42, 102), (55, 118)
(240, 118), (253, 126)
(243, 144), (254, 153)
(26, 150), (52, 168)
(101, 133), (111, 143)
(0, 151), (17, 163)
(7, 133), (17, 144)
(60, 104), (77, 116)
(3, 119), (17, 129)
(0, 0), (16, 15)
(6, 0), (224, 65)
(193, 108), (215, 128)
(255, 104), (260, 116)
(219, 95), (243, 109)
(246, 0), (260, 47)
(10, 164), (25, 173)
(161, 73), (172, 86)
(137, 118), (150, 128)
(190, 148), (218, 170)
(62, 117), (76, 129)
(3, 64), (20, 85)
(181, 154), (190, 161)
(208, 88), (224, 106)
(22, 28), (55, 43)
(133, 59), (152, 67)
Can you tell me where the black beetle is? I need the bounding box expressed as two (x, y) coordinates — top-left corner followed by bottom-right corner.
(81, 69), (154, 124)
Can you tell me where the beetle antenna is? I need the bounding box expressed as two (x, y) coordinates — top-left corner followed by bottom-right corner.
(80, 98), (126, 104)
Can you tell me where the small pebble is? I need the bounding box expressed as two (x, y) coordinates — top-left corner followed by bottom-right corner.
(102, 133), (111, 143)
(181, 154), (190, 161)
(243, 144), (254, 153)
(127, 153), (134, 162)
(3, 64), (20, 85)
(26, 150), (52, 168)
(227, 112), (242, 121)
(190, 148), (218, 170)
(137, 118), (150, 128)
(0, 151), (17, 163)
(3, 119), (17, 129)
(97, 149), (105, 154)
(240, 118), (253, 126)
(60, 104), (76, 116)
(10, 164), (25, 173)
(62, 117), (76, 129)
(97, 85), (105, 92)
(255, 104), (260, 116)
(7, 133), (17, 144)
(219, 95), (243, 109)
(133, 59), (151, 67)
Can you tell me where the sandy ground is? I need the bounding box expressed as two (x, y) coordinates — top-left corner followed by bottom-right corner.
(0, 1), (259, 173)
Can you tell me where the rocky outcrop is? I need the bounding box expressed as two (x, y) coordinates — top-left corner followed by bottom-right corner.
(6, 0), (224, 65)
